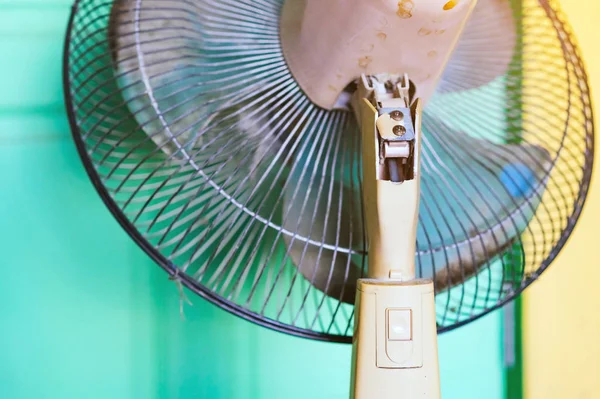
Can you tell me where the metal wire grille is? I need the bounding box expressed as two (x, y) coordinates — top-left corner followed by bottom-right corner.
(64, 0), (594, 342)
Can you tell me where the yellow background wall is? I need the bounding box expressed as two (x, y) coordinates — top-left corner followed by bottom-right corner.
(524, 1), (600, 397)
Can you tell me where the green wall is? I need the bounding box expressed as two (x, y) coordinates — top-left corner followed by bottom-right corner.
(0, 2), (505, 398)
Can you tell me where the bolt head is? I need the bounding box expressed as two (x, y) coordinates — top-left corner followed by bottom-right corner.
(390, 110), (404, 121)
(393, 125), (406, 136)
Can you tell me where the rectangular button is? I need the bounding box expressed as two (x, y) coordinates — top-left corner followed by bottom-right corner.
(387, 309), (412, 341)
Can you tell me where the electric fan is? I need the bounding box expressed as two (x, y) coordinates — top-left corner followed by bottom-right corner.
(63, 0), (594, 397)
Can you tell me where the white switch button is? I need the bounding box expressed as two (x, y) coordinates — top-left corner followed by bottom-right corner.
(387, 309), (412, 341)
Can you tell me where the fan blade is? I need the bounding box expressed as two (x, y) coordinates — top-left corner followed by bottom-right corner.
(109, 0), (207, 158)
(109, 0), (272, 160)
(282, 112), (551, 302)
(437, 0), (517, 94)
(282, 179), (364, 305)
(418, 114), (551, 291)
(281, 127), (364, 305)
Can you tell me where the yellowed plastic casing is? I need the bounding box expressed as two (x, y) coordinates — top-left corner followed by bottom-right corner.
(349, 80), (441, 398)
(354, 91), (422, 282)
(350, 279), (440, 399)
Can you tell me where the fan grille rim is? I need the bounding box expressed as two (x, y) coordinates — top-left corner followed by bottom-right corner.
(62, 0), (595, 342)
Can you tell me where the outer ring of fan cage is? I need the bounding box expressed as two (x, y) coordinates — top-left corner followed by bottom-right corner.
(62, 0), (595, 343)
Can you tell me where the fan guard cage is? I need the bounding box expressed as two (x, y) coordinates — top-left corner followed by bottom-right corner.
(64, 0), (594, 342)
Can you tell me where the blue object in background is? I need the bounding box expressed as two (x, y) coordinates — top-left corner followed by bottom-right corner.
(0, 1), (505, 398)
(501, 163), (537, 198)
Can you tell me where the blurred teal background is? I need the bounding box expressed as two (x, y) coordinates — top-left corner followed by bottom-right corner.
(0, 1), (506, 398)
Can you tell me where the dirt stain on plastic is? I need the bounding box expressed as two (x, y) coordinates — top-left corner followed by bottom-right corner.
(397, 0), (414, 19)
(361, 43), (375, 52)
(418, 27), (432, 36)
(358, 56), (373, 68)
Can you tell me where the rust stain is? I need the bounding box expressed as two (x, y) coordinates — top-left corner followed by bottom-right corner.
(418, 27), (432, 36)
(396, 0), (414, 19)
(428, 50), (438, 58)
(432, 13), (446, 23)
(377, 32), (387, 41)
(358, 56), (373, 68)
(443, 0), (458, 10)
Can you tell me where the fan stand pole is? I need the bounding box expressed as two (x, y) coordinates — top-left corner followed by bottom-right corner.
(279, 2), (479, 396)
(349, 75), (440, 399)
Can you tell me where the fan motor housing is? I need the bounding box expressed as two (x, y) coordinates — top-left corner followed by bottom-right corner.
(280, 0), (477, 109)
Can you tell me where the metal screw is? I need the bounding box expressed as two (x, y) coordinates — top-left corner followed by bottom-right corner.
(393, 125), (406, 136)
(390, 110), (404, 121)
